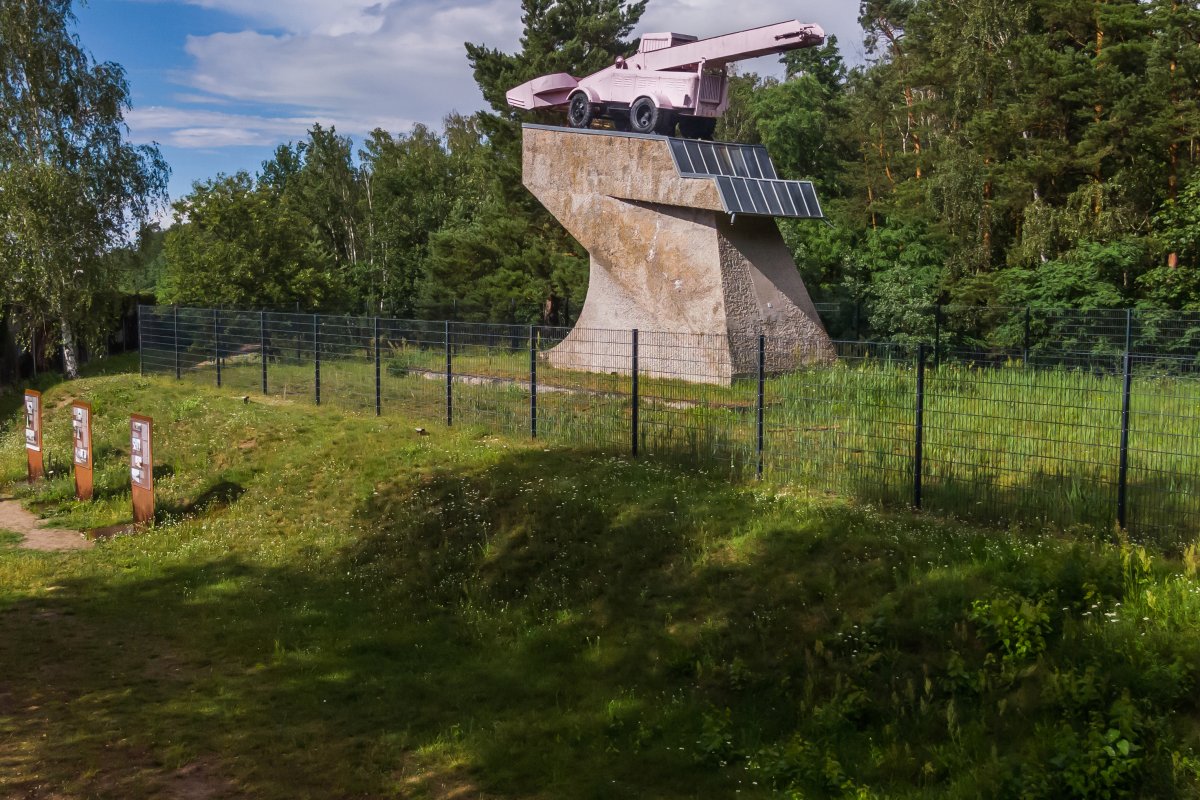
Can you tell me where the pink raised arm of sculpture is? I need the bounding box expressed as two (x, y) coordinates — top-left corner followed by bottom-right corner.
(506, 20), (825, 138)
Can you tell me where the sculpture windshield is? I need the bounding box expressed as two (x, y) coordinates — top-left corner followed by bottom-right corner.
(506, 20), (826, 139)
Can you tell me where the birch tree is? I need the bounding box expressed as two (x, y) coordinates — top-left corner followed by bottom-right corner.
(0, 0), (168, 377)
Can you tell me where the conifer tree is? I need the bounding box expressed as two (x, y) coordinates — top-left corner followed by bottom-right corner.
(427, 0), (647, 323)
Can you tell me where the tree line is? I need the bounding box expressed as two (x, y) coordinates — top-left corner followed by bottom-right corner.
(4, 0), (1200, 376)
(155, 0), (1200, 338)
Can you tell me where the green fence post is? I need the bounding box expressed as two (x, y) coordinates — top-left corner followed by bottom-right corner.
(374, 317), (381, 417)
(757, 334), (765, 478)
(1023, 306), (1032, 364)
(214, 308), (222, 388)
(445, 321), (453, 427)
(260, 311), (268, 395)
(914, 343), (926, 510)
(530, 325), (538, 439)
(1117, 350), (1133, 529)
(631, 329), (639, 457)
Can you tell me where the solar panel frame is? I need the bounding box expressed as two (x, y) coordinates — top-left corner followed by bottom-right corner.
(669, 139), (778, 181)
(749, 180), (771, 215)
(712, 177), (824, 219)
(754, 149), (779, 180)
(775, 182), (799, 217)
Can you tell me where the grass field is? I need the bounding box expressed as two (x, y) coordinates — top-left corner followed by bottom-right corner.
(146, 334), (1200, 547)
(1, 370), (1199, 797)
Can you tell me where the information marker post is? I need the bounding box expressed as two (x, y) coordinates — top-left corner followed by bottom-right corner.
(24, 390), (43, 481)
(130, 415), (155, 525)
(72, 402), (94, 501)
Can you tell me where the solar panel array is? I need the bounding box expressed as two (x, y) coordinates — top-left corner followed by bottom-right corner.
(667, 137), (823, 220)
(713, 176), (822, 219)
(668, 139), (778, 180)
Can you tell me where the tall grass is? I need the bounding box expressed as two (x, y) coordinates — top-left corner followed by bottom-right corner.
(152, 337), (1200, 546)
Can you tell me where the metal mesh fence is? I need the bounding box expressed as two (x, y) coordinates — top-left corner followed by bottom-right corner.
(765, 341), (915, 508)
(814, 301), (1200, 368)
(140, 306), (1200, 547)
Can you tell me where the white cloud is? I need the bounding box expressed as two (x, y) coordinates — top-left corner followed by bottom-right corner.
(180, 0), (403, 36)
(127, 106), (418, 149)
(135, 0), (863, 155)
(160, 0), (519, 144)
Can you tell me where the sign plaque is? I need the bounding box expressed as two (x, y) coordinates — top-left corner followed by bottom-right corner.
(130, 414), (154, 524)
(24, 390), (43, 481)
(72, 402), (94, 501)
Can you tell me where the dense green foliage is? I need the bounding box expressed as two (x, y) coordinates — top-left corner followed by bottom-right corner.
(0, 0), (168, 374)
(5, 0), (1200, 350)
(150, 0), (1200, 329)
(150, 0), (1200, 328)
(1, 373), (1199, 796)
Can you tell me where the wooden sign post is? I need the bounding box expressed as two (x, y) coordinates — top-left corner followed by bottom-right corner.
(72, 402), (94, 501)
(130, 415), (154, 524)
(24, 390), (43, 481)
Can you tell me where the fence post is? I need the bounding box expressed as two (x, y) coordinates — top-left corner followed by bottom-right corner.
(173, 305), (181, 380)
(1124, 307), (1133, 354)
(757, 334), (766, 478)
(136, 306), (142, 377)
(530, 325), (538, 439)
(1117, 350), (1133, 529)
(631, 329), (639, 457)
(260, 311), (268, 395)
(313, 315), (321, 406)
(214, 308), (222, 388)
(374, 317), (381, 417)
(932, 306), (941, 369)
(914, 343), (927, 510)
(445, 320), (453, 427)
(1023, 306), (1032, 364)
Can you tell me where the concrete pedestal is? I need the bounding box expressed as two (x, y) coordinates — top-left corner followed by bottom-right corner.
(523, 125), (834, 385)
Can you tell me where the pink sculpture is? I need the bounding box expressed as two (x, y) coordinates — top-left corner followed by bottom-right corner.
(506, 20), (826, 138)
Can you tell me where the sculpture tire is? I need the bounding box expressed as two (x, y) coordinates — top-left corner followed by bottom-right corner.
(630, 96), (661, 134)
(567, 92), (594, 129)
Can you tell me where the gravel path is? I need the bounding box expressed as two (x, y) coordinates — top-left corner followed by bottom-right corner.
(0, 498), (93, 551)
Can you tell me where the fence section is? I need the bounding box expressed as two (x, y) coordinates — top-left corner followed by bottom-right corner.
(141, 306), (1200, 546)
(922, 349), (1124, 530)
(814, 301), (1200, 365)
(764, 342), (915, 508)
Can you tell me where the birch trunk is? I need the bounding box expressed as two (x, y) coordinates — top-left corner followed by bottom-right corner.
(60, 317), (79, 379)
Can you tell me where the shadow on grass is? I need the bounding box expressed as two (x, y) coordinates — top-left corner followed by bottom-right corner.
(156, 479), (246, 522)
(0, 447), (1190, 799)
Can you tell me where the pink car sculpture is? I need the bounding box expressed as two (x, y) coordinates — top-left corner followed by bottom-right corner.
(507, 20), (826, 138)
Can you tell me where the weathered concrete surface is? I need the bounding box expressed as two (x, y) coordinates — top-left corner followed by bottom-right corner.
(523, 126), (833, 384)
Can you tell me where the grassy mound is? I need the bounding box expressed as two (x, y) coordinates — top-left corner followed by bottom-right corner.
(0, 372), (1198, 798)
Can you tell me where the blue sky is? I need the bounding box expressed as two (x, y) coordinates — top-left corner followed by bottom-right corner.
(73, 0), (865, 213)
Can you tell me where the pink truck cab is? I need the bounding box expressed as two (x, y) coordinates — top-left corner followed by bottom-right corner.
(506, 20), (826, 138)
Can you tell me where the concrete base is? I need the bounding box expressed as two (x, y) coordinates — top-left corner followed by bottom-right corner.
(523, 126), (834, 385)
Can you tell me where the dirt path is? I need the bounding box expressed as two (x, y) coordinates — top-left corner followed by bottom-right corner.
(0, 499), (93, 551)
